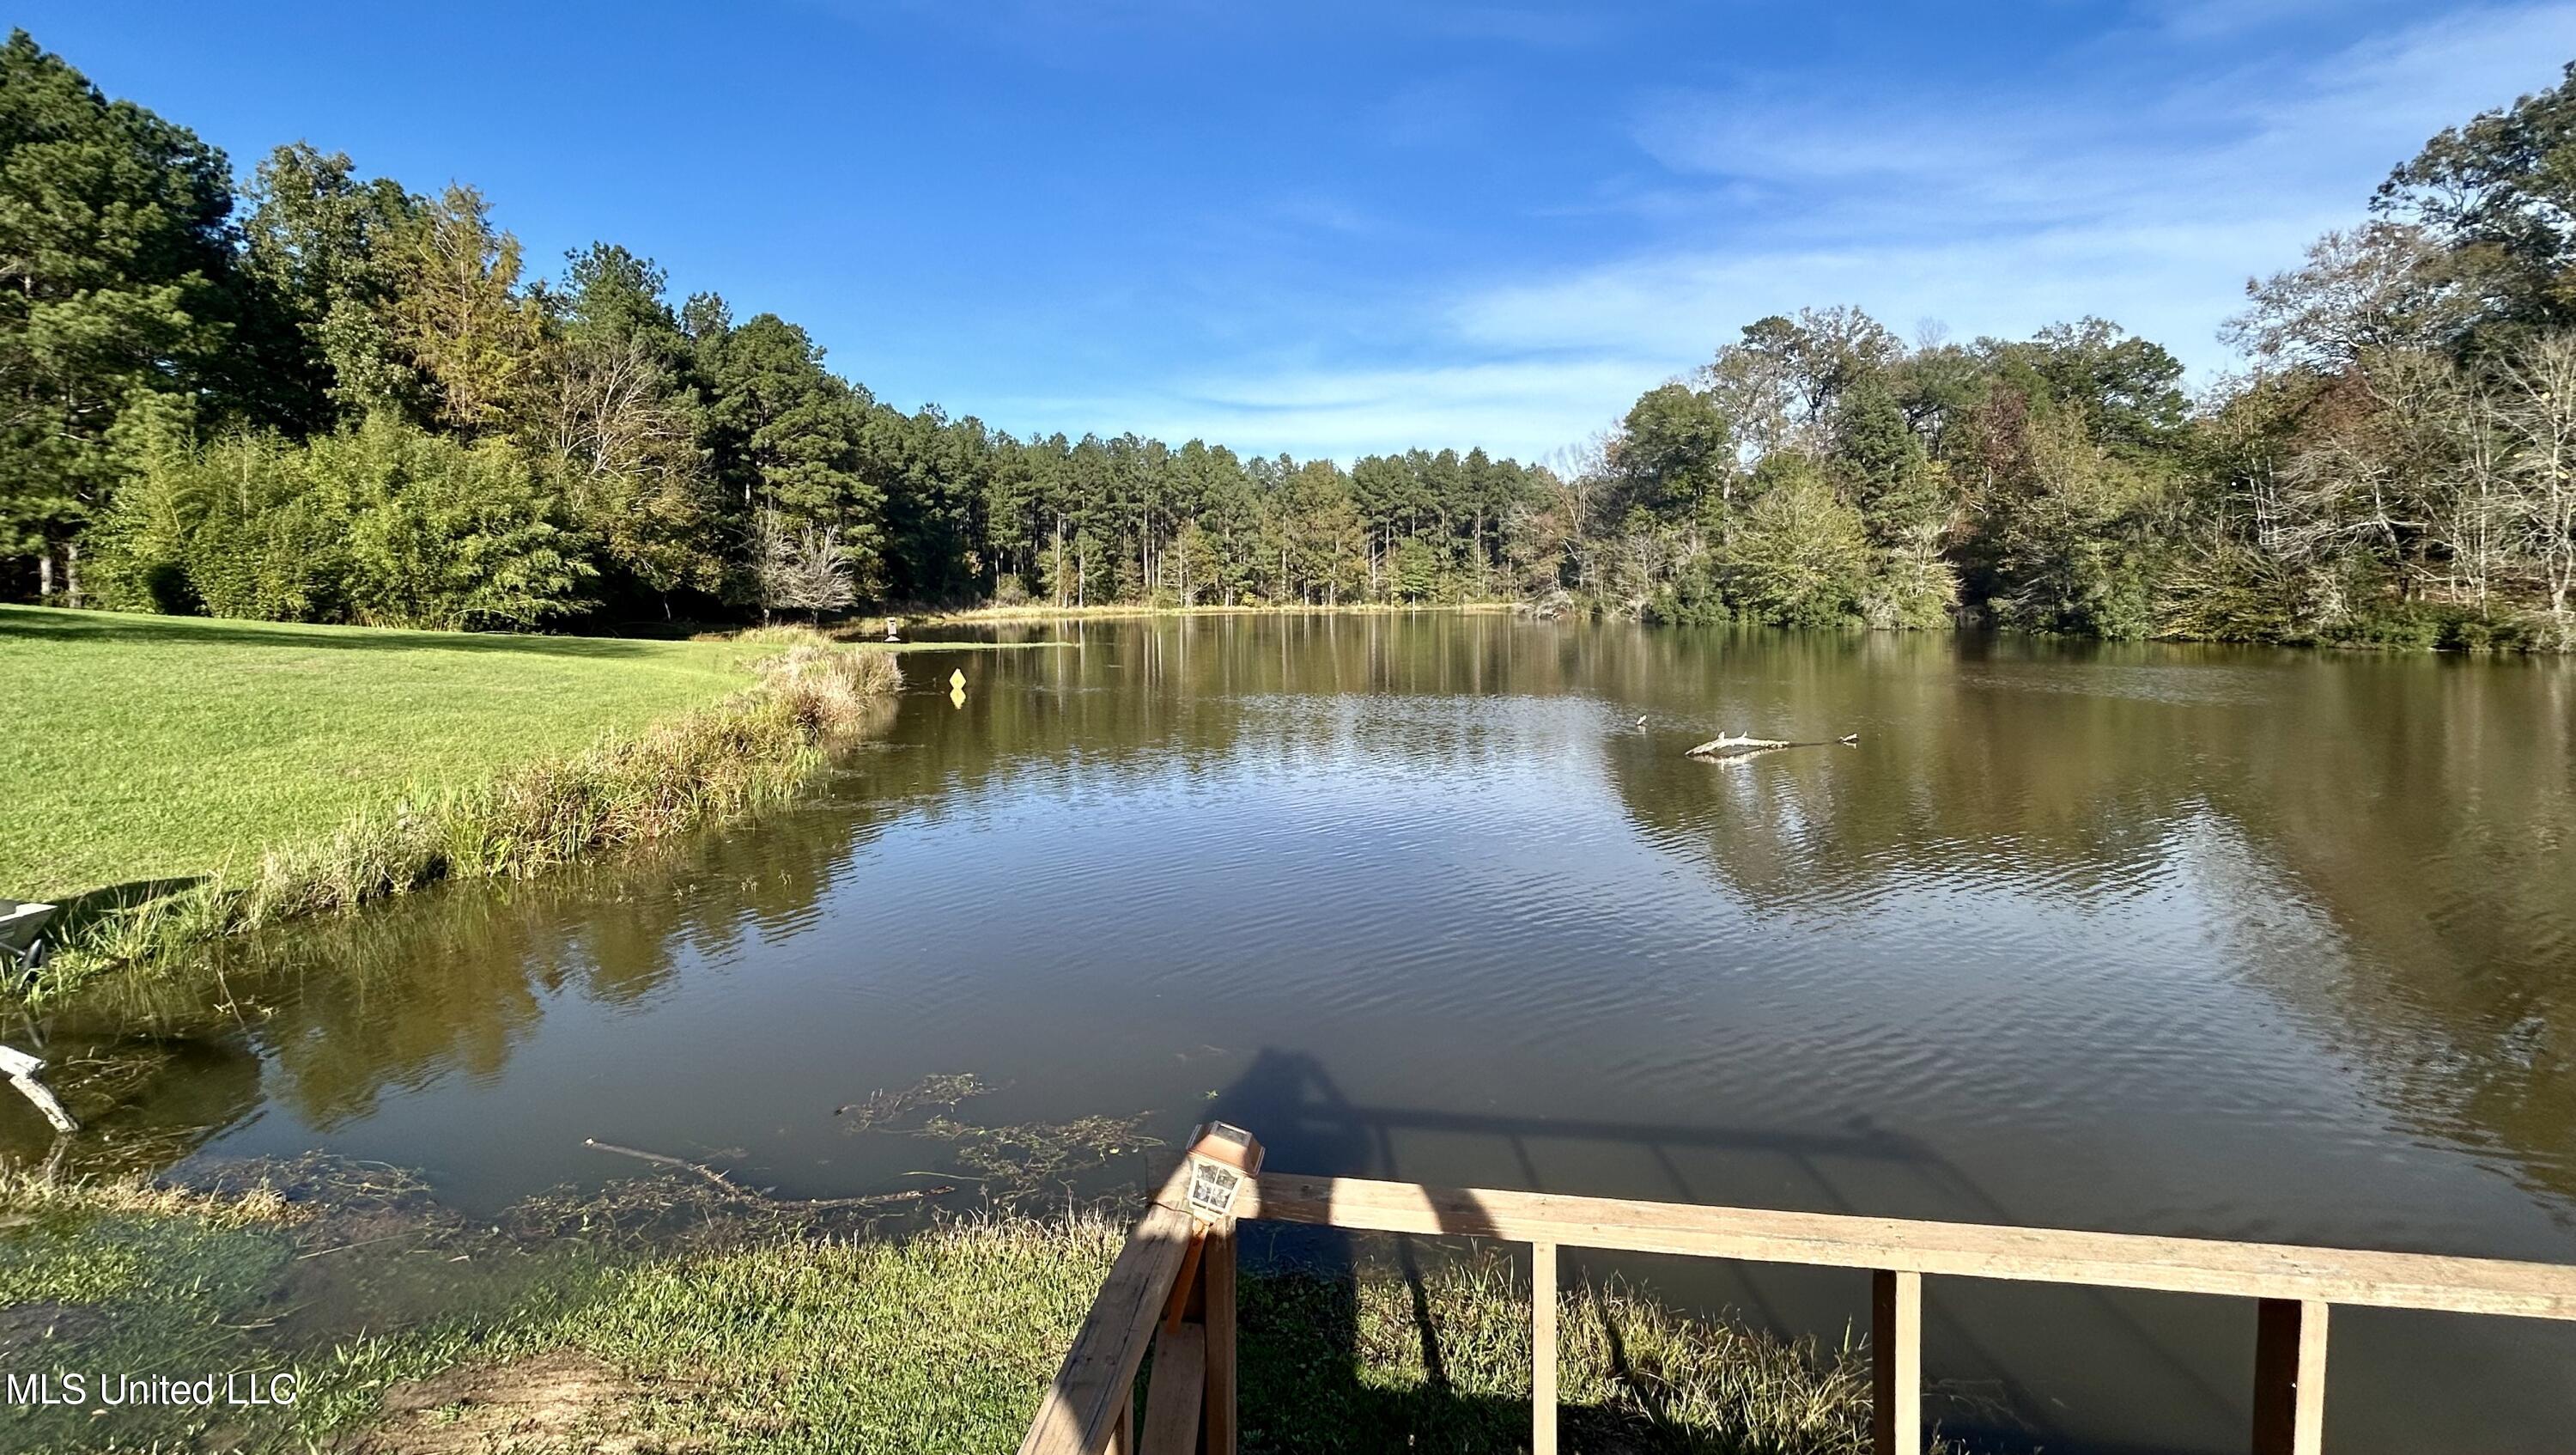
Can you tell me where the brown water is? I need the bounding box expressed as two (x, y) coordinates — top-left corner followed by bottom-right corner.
(15, 614), (2576, 1451)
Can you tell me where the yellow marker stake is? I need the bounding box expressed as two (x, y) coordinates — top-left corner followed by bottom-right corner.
(949, 685), (967, 709)
(949, 668), (966, 690)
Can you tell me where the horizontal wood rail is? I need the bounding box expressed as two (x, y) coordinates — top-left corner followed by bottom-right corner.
(1241, 1173), (2576, 1320)
(1024, 1147), (2576, 1455)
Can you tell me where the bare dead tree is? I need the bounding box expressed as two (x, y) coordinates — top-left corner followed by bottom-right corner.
(752, 512), (857, 624)
(2224, 223), (2476, 374)
(2498, 335), (2576, 645)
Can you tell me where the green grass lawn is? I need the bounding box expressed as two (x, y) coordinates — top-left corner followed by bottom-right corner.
(0, 606), (782, 902)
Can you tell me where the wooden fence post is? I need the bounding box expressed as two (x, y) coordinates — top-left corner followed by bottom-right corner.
(1204, 1225), (1237, 1455)
(1533, 1241), (1558, 1455)
(1139, 1324), (1206, 1455)
(2252, 1298), (2327, 1455)
(1872, 1269), (1921, 1455)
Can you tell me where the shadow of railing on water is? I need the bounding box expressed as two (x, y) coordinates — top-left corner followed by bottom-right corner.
(1189, 1046), (2246, 1453)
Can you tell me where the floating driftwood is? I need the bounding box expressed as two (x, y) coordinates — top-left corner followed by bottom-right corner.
(584, 1137), (738, 1190)
(1684, 730), (1861, 759)
(0, 1044), (78, 1134)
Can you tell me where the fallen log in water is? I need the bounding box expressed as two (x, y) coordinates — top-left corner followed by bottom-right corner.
(1685, 731), (1861, 758)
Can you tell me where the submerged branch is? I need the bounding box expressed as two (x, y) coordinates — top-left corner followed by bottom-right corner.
(583, 1137), (737, 1190)
(582, 1136), (955, 1211)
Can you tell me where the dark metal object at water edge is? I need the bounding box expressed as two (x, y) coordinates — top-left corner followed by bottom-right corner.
(0, 898), (55, 985)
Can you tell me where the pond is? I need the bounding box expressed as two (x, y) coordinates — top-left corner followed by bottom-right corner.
(15, 613), (2576, 1451)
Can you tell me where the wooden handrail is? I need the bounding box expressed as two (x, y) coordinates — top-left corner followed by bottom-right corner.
(1242, 1172), (2576, 1320)
(1017, 1166), (1200, 1455)
(1025, 1158), (2576, 1455)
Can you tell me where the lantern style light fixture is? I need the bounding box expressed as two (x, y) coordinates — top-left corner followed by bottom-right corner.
(1183, 1122), (1263, 1225)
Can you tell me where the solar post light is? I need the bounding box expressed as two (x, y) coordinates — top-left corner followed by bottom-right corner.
(1183, 1122), (1262, 1225)
(1163, 1123), (1263, 1335)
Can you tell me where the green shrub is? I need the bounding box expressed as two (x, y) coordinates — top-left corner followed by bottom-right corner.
(2151, 537), (2310, 643)
(2435, 610), (2543, 651)
(1641, 553), (1733, 626)
(319, 417), (593, 630)
(2324, 600), (2441, 649)
(1722, 460), (1871, 629)
(90, 416), (592, 630)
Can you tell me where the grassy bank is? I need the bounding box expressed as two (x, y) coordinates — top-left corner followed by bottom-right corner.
(0, 608), (902, 993)
(0, 607), (795, 900)
(0, 1169), (1912, 1454)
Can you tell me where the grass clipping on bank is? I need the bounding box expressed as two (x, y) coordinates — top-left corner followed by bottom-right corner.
(47, 631), (899, 990)
(0, 1168), (1917, 1455)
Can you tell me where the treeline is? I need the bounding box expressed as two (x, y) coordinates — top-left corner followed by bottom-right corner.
(4, 27), (2574, 647)
(1550, 68), (2576, 651)
(0, 32), (1552, 629)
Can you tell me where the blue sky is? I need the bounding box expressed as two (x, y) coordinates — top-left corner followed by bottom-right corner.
(31, 2), (2576, 461)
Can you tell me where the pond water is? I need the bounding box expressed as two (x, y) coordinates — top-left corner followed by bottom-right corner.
(16, 613), (2576, 1451)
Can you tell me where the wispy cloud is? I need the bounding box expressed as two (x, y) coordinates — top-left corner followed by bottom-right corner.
(2144, 0), (2368, 42)
(993, 355), (1662, 463)
(1193, 3), (2576, 460)
(805, 0), (2576, 465)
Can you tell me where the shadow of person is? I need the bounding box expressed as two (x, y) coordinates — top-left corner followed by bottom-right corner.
(50, 876), (214, 933)
(1203, 1048), (1378, 1281)
(0, 610), (681, 661)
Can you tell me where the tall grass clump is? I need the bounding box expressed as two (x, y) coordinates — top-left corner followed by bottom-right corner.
(753, 635), (907, 733)
(36, 637), (900, 995)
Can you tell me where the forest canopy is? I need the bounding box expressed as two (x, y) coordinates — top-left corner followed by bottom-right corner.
(3, 29), (2573, 648)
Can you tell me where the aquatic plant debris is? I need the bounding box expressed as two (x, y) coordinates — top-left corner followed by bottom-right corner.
(835, 1074), (1163, 1204)
(911, 1112), (1163, 1205)
(835, 1071), (989, 1130)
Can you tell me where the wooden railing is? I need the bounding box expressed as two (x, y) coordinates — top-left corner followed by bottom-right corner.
(1018, 1160), (1236, 1455)
(1020, 1143), (2576, 1455)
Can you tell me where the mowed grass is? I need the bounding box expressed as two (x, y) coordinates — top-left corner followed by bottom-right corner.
(0, 606), (779, 901)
